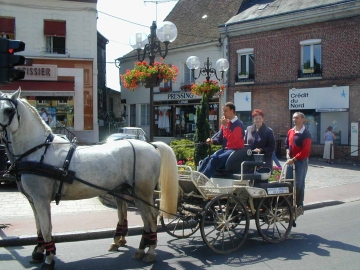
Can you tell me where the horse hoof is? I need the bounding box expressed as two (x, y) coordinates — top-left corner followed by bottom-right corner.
(118, 239), (127, 247)
(132, 250), (145, 260)
(143, 253), (156, 263)
(41, 260), (55, 270)
(31, 247), (44, 263)
(108, 243), (120, 251)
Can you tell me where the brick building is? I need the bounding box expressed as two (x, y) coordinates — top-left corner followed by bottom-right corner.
(220, 0), (360, 159)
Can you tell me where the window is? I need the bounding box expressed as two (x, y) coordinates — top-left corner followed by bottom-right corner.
(130, 104), (136, 127)
(44, 20), (66, 54)
(183, 63), (193, 84)
(58, 100), (67, 105)
(237, 48), (254, 81)
(38, 100), (48, 104)
(300, 39), (322, 77)
(0, 17), (15, 40)
(140, 104), (150, 126)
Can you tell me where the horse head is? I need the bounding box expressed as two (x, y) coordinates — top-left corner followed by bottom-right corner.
(0, 88), (52, 156)
(0, 88), (21, 135)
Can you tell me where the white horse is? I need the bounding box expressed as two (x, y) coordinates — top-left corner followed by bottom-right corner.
(0, 89), (179, 269)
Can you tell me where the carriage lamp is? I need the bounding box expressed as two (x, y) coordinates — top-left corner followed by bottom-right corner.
(128, 21), (177, 142)
(186, 56), (229, 82)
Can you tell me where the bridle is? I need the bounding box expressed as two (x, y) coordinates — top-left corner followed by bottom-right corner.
(0, 97), (19, 136)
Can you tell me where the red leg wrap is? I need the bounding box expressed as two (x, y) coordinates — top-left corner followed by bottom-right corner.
(139, 230), (157, 249)
(113, 219), (128, 238)
(44, 241), (56, 256)
(37, 233), (45, 247)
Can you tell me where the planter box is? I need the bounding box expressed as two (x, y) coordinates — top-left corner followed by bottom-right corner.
(302, 68), (314, 74)
(238, 74), (249, 79)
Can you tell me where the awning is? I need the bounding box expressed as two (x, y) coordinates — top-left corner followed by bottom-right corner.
(0, 81), (74, 92)
(0, 17), (15, 34)
(44, 20), (66, 37)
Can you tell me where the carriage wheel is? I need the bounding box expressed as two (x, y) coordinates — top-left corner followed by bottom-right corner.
(160, 204), (200, 239)
(200, 194), (249, 254)
(255, 196), (293, 243)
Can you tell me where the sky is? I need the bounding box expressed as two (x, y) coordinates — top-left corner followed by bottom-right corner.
(96, 0), (179, 92)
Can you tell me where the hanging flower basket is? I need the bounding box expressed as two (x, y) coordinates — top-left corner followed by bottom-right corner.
(190, 80), (226, 97)
(120, 61), (179, 91)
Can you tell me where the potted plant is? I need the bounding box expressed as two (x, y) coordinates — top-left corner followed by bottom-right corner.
(120, 61), (179, 91)
(190, 80), (226, 97)
(302, 60), (314, 74)
(238, 71), (249, 79)
(180, 84), (192, 91)
(159, 86), (172, 92)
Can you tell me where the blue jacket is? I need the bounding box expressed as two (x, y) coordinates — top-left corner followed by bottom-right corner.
(245, 123), (275, 170)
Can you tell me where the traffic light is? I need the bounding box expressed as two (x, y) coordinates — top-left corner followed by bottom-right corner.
(0, 37), (26, 83)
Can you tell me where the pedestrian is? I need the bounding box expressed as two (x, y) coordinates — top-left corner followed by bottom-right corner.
(323, 126), (336, 163)
(40, 108), (50, 125)
(285, 112), (312, 218)
(244, 109), (275, 170)
(198, 102), (245, 179)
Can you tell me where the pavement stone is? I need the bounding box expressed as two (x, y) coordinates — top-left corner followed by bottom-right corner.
(1, 157), (360, 247)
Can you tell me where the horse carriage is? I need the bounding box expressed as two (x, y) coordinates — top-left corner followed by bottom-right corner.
(159, 148), (296, 254)
(0, 89), (296, 269)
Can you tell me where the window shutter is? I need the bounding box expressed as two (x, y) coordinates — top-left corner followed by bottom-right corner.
(0, 17), (15, 34)
(44, 20), (66, 37)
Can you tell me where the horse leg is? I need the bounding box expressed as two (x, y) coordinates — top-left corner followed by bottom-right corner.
(108, 197), (128, 251)
(29, 203), (45, 263)
(132, 200), (159, 262)
(32, 199), (56, 270)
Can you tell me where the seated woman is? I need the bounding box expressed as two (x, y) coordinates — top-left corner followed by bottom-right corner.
(244, 109), (275, 170)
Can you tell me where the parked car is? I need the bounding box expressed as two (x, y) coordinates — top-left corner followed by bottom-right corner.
(117, 127), (148, 142)
(102, 133), (147, 143)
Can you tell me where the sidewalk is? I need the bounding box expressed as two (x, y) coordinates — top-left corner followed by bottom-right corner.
(1, 158), (360, 246)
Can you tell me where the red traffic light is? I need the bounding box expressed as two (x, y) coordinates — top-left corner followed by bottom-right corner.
(8, 40), (25, 53)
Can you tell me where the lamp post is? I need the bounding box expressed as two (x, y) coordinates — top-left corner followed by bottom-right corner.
(185, 56), (229, 165)
(186, 56), (229, 83)
(129, 21), (177, 142)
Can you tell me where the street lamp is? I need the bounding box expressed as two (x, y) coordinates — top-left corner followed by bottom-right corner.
(129, 21), (177, 142)
(186, 56), (229, 82)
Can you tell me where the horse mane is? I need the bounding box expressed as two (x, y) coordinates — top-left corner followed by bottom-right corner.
(20, 98), (52, 135)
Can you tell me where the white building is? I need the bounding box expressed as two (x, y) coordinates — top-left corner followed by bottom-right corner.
(117, 1), (242, 142)
(0, 0), (99, 143)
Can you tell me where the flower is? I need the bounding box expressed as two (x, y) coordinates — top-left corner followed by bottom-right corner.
(120, 61), (179, 91)
(180, 84), (192, 91)
(159, 86), (172, 92)
(190, 80), (226, 97)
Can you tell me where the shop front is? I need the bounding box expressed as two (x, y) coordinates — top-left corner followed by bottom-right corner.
(288, 86), (350, 145)
(154, 92), (220, 139)
(0, 57), (96, 142)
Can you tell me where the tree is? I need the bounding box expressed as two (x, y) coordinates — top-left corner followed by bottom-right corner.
(194, 94), (210, 166)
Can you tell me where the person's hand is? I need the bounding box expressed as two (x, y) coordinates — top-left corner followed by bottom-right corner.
(206, 138), (213, 145)
(286, 158), (295, 165)
(221, 116), (228, 127)
(253, 148), (261, 153)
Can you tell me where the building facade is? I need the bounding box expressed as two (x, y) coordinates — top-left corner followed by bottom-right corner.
(220, 0), (360, 159)
(118, 0), (243, 142)
(0, 0), (99, 143)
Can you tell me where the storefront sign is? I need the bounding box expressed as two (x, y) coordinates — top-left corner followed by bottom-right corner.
(234, 92), (251, 111)
(288, 86), (349, 109)
(16, 65), (58, 81)
(154, 92), (201, 101)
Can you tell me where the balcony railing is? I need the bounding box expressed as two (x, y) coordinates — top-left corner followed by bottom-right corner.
(42, 47), (68, 55)
(235, 74), (255, 83)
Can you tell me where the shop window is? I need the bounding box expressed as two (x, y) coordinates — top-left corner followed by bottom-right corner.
(38, 100), (49, 105)
(236, 111), (252, 129)
(58, 100), (67, 105)
(130, 104), (136, 127)
(140, 104), (150, 126)
(299, 39), (322, 78)
(290, 110), (349, 145)
(44, 20), (66, 54)
(236, 48), (254, 82)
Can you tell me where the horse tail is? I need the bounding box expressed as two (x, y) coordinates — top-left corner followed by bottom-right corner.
(152, 141), (178, 218)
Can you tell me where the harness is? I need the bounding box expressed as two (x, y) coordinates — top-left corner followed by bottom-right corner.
(0, 95), (171, 215)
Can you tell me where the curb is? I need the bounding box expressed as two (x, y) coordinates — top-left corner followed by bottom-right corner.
(1, 199), (358, 247)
